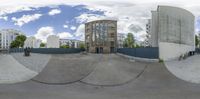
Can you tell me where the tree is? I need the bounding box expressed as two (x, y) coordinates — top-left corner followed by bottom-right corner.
(124, 33), (135, 48)
(10, 35), (26, 48)
(195, 34), (200, 48)
(60, 45), (70, 48)
(79, 43), (85, 49)
(40, 43), (46, 48)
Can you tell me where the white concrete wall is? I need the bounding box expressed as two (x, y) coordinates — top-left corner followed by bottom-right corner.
(47, 35), (59, 48)
(159, 42), (195, 61)
(24, 37), (41, 48)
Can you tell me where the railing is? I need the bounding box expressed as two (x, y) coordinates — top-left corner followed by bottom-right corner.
(117, 47), (159, 59)
(9, 48), (85, 54)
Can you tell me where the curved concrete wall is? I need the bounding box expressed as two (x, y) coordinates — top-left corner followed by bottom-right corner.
(157, 6), (195, 60)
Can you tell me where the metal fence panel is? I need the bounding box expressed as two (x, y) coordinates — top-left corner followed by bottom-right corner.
(9, 48), (84, 54)
(117, 47), (159, 59)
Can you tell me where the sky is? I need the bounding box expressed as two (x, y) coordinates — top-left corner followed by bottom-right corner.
(0, 0), (200, 42)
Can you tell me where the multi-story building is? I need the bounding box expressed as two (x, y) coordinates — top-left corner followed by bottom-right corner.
(0, 29), (23, 49)
(47, 35), (59, 48)
(149, 6), (195, 60)
(85, 20), (117, 53)
(59, 39), (82, 48)
(117, 33), (126, 48)
(24, 36), (41, 48)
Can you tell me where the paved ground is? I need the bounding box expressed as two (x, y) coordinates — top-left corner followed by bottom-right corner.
(1, 53), (200, 98)
(0, 54), (37, 84)
(81, 54), (147, 86)
(33, 54), (101, 84)
(165, 55), (200, 84)
(0, 60), (200, 99)
(11, 53), (51, 73)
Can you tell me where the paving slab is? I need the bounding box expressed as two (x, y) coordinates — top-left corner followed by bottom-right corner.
(0, 54), (37, 84)
(81, 54), (147, 86)
(165, 55), (200, 84)
(33, 54), (100, 84)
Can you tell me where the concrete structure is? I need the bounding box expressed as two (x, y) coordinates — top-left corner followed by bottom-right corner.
(85, 20), (117, 53)
(0, 29), (23, 49)
(148, 6), (195, 60)
(117, 33), (126, 48)
(47, 35), (59, 48)
(24, 36), (41, 48)
(59, 39), (81, 48)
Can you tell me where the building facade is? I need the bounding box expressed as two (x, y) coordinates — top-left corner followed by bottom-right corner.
(0, 29), (23, 49)
(24, 36), (41, 48)
(47, 35), (59, 48)
(117, 33), (126, 48)
(148, 6), (195, 60)
(59, 39), (82, 48)
(85, 20), (117, 53)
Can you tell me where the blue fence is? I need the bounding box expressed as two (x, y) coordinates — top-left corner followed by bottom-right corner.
(10, 48), (84, 54)
(117, 47), (159, 59)
(196, 48), (200, 54)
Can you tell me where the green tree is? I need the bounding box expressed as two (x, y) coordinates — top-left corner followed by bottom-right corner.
(124, 33), (135, 48)
(60, 45), (70, 48)
(195, 34), (200, 48)
(40, 43), (46, 48)
(10, 35), (26, 48)
(79, 43), (85, 49)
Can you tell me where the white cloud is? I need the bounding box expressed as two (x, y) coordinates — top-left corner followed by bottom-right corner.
(0, 16), (8, 21)
(75, 24), (85, 41)
(35, 26), (54, 42)
(57, 32), (73, 39)
(70, 26), (77, 30)
(48, 9), (61, 16)
(0, 0), (200, 41)
(63, 24), (68, 28)
(12, 13), (42, 27)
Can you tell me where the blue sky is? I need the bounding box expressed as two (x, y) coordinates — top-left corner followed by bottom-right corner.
(0, 4), (105, 42)
(0, 0), (200, 42)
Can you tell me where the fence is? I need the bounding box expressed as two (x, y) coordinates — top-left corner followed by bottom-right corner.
(196, 48), (200, 54)
(9, 48), (85, 54)
(117, 47), (159, 59)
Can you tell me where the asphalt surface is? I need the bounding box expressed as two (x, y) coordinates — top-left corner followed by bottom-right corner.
(81, 54), (147, 86)
(0, 53), (200, 99)
(32, 54), (101, 84)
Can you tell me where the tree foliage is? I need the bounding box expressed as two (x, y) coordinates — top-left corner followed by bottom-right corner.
(79, 43), (85, 49)
(10, 35), (26, 48)
(60, 45), (70, 48)
(123, 33), (136, 48)
(195, 34), (200, 48)
(40, 43), (46, 48)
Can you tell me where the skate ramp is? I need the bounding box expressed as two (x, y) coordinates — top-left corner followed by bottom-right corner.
(165, 55), (200, 84)
(0, 54), (37, 84)
(81, 54), (147, 86)
(11, 53), (51, 73)
(32, 54), (99, 84)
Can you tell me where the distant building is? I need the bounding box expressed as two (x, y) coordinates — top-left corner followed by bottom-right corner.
(146, 19), (151, 35)
(24, 36), (41, 48)
(149, 6), (195, 60)
(117, 33), (126, 48)
(47, 35), (59, 48)
(59, 39), (81, 48)
(85, 20), (117, 53)
(0, 29), (23, 49)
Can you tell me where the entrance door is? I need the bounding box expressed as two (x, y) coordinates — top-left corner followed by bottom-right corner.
(96, 47), (99, 53)
(100, 47), (103, 53)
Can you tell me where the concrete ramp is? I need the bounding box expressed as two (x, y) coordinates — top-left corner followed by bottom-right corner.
(32, 54), (99, 84)
(0, 54), (37, 84)
(165, 55), (200, 84)
(11, 53), (51, 73)
(81, 54), (147, 86)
